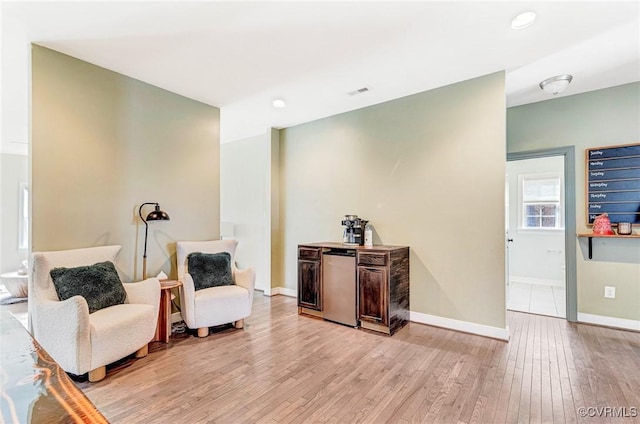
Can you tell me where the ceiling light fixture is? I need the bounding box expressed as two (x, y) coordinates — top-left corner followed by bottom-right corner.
(511, 11), (536, 30)
(539, 74), (573, 95)
(272, 99), (286, 108)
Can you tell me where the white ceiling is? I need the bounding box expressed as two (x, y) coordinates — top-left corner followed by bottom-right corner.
(1, 1), (639, 148)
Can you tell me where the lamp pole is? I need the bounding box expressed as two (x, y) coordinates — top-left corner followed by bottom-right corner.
(138, 202), (170, 280)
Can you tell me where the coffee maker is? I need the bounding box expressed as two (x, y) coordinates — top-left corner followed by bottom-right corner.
(341, 214), (368, 246)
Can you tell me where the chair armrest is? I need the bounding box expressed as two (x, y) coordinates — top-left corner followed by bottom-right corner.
(33, 297), (91, 375)
(124, 278), (161, 306)
(179, 273), (197, 328)
(124, 278), (161, 323)
(234, 266), (256, 299)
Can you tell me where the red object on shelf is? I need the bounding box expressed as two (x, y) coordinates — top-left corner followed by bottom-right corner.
(592, 213), (614, 235)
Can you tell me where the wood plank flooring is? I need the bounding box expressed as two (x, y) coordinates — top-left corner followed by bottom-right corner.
(74, 294), (640, 423)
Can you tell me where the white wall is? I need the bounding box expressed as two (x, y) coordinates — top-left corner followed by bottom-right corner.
(1, 10), (29, 156)
(221, 132), (272, 293)
(507, 156), (565, 285)
(1, 12), (29, 273)
(0, 154), (29, 273)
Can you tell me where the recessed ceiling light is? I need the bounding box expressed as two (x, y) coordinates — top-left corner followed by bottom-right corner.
(511, 11), (536, 30)
(272, 99), (286, 108)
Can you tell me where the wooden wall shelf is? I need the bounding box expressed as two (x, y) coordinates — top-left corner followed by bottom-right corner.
(577, 233), (640, 259)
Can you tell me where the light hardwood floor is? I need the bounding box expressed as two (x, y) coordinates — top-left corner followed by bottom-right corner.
(72, 294), (639, 424)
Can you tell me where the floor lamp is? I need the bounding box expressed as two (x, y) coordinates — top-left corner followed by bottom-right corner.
(139, 202), (170, 279)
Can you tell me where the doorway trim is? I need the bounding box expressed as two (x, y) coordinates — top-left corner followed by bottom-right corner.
(507, 146), (577, 322)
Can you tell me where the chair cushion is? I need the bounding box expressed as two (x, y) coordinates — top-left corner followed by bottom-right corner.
(194, 285), (251, 327)
(50, 261), (126, 314)
(89, 303), (157, 369)
(187, 252), (234, 290)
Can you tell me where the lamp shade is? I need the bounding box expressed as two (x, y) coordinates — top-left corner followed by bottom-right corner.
(146, 204), (170, 221)
(138, 202), (170, 280)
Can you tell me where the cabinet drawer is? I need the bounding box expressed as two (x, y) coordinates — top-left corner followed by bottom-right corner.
(358, 252), (387, 266)
(299, 247), (321, 261)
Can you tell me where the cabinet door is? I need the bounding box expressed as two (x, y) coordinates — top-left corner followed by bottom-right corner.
(298, 260), (321, 310)
(358, 266), (388, 325)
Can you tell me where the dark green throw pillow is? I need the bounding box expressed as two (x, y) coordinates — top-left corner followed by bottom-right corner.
(50, 261), (127, 314)
(187, 252), (234, 291)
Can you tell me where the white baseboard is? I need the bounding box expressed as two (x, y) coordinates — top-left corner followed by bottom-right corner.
(270, 286), (510, 340)
(270, 287), (297, 298)
(578, 313), (640, 331)
(410, 311), (510, 341)
(171, 312), (182, 324)
(509, 275), (564, 287)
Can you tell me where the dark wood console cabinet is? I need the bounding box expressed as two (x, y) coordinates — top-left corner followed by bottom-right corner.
(297, 243), (409, 335)
(357, 248), (409, 335)
(297, 247), (322, 312)
(358, 266), (388, 325)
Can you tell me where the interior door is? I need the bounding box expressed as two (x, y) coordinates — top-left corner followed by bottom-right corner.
(506, 156), (567, 318)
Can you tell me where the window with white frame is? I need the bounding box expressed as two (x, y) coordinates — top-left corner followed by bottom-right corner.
(520, 174), (563, 230)
(19, 182), (29, 250)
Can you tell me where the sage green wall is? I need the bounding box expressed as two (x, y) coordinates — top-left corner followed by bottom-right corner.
(270, 128), (282, 290)
(31, 45), (220, 281)
(280, 72), (506, 329)
(508, 82), (640, 322)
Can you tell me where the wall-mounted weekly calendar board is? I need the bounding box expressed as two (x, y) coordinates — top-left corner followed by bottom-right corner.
(586, 143), (640, 225)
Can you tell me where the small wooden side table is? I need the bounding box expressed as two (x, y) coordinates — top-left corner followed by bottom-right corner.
(153, 280), (182, 343)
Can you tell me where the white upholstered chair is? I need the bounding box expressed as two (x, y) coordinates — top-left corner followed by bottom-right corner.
(30, 245), (160, 382)
(176, 239), (255, 337)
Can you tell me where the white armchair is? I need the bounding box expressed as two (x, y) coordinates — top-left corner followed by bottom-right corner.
(30, 245), (160, 382)
(176, 239), (255, 337)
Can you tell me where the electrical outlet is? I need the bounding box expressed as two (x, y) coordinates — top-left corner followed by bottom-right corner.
(604, 286), (616, 299)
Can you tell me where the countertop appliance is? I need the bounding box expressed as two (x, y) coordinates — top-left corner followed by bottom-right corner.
(341, 214), (368, 246)
(322, 248), (357, 327)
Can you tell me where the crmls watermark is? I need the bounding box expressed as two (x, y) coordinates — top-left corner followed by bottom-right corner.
(577, 406), (638, 418)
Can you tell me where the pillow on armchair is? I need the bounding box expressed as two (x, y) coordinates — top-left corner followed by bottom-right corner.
(187, 252), (234, 290)
(50, 261), (127, 313)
